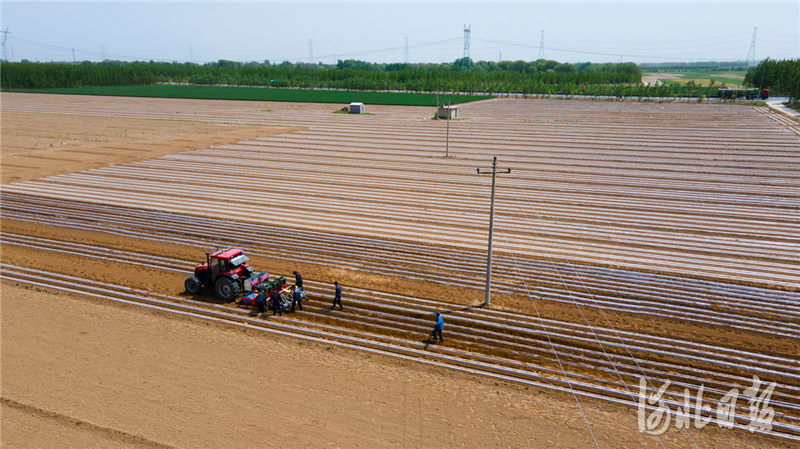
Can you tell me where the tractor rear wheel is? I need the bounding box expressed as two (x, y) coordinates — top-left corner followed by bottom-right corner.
(185, 276), (202, 295)
(215, 277), (240, 301)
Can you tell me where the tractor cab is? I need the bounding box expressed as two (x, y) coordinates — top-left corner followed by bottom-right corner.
(195, 248), (252, 280)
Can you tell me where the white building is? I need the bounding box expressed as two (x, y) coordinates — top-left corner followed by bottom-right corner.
(349, 102), (366, 114)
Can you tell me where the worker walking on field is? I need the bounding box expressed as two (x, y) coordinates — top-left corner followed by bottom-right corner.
(332, 281), (343, 310)
(291, 285), (303, 312)
(270, 289), (283, 316)
(431, 312), (444, 343)
(293, 271), (303, 291)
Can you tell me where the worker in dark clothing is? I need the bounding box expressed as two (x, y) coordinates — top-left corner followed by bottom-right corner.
(270, 289), (283, 316)
(255, 292), (267, 314)
(332, 281), (343, 310)
(291, 285), (303, 312)
(293, 271), (303, 290)
(431, 312), (444, 343)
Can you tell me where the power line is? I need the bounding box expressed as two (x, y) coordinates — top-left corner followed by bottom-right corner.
(473, 171), (600, 449)
(547, 31), (752, 45)
(473, 37), (757, 61)
(310, 37), (461, 62)
(9, 36), (175, 62)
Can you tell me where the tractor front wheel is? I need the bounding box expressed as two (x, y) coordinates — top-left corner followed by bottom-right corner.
(185, 276), (202, 295)
(215, 277), (240, 301)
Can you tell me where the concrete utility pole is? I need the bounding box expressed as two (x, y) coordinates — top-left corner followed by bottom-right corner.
(446, 98), (450, 157)
(538, 30), (544, 59)
(476, 157), (511, 307)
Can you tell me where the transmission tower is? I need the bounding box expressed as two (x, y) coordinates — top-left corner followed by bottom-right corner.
(537, 30), (544, 59)
(101, 43), (107, 61)
(189, 43), (194, 63)
(404, 37), (409, 64)
(72, 48), (76, 63)
(746, 27), (757, 65)
(463, 24), (471, 59)
(1, 28), (10, 61)
(308, 39), (313, 63)
(499, 52), (502, 63)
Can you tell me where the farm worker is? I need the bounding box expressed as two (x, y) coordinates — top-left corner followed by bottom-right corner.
(293, 271), (303, 290)
(270, 289), (283, 317)
(431, 312), (444, 343)
(332, 281), (343, 310)
(291, 285), (303, 312)
(255, 292), (267, 314)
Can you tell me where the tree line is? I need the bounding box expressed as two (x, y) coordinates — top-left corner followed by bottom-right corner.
(1, 58), (640, 91)
(0, 62), (155, 89)
(0, 58), (728, 97)
(744, 58), (800, 103)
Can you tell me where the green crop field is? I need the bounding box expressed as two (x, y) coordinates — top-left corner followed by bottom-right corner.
(649, 70), (748, 88)
(6, 85), (489, 106)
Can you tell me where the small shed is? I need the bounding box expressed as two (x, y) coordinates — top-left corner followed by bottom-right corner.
(437, 105), (458, 119)
(349, 102), (366, 114)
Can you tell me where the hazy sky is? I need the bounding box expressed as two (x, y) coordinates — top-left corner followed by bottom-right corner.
(2, 1), (798, 64)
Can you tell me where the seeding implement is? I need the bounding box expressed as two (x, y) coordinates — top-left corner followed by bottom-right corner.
(239, 277), (306, 311)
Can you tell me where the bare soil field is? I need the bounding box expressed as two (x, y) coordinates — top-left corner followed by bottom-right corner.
(2, 92), (800, 446)
(2, 285), (791, 449)
(0, 111), (303, 184)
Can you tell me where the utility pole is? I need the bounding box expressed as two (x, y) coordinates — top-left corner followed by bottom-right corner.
(404, 37), (409, 64)
(537, 30), (544, 59)
(445, 98), (451, 157)
(476, 157), (511, 307)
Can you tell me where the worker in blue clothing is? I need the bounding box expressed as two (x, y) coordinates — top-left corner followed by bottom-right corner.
(431, 312), (444, 343)
(255, 292), (267, 314)
(293, 271), (303, 291)
(332, 281), (343, 310)
(291, 285), (303, 312)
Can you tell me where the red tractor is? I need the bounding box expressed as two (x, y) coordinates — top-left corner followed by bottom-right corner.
(185, 249), (269, 301)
